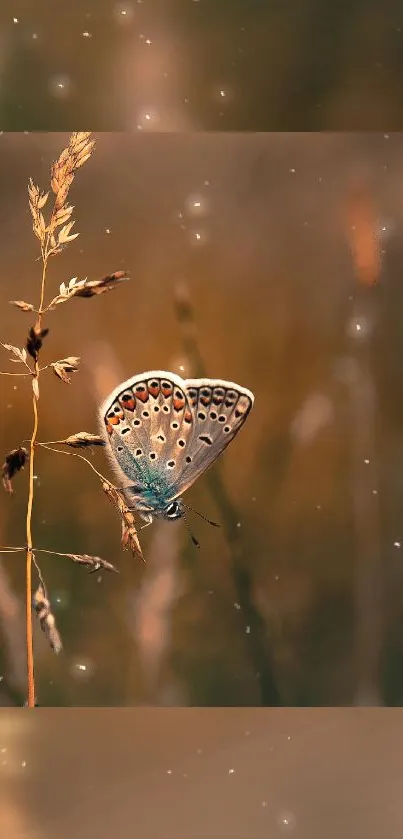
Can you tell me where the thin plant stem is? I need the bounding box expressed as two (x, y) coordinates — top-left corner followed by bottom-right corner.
(0, 372), (32, 377)
(38, 254), (48, 322)
(25, 256), (47, 708)
(37, 442), (109, 484)
(25, 387), (38, 707)
(0, 547), (25, 553)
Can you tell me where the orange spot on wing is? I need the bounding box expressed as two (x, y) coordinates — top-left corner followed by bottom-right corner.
(200, 395), (211, 407)
(173, 397), (185, 411)
(184, 410), (192, 423)
(148, 384), (160, 398)
(108, 415), (119, 426)
(161, 384), (173, 396)
(105, 422), (113, 435)
(120, 397), (135, 411)
(135, 388), (149, 403)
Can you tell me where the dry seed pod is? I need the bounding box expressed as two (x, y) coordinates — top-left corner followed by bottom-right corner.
(26, 325), (49, 361)
(2, 447), (29, 493)
(51, 357), (80, 384)
(33, 583), (63, 654)
(9, 300), (34, 312)
(1, 343), (28, 364)
(65, 553), (119, 574)
(63, 432), (105, 448)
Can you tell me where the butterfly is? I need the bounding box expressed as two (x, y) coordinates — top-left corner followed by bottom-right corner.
(99, 370), (254, 527)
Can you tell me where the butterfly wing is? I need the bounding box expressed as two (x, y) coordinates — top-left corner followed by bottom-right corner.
(99, 371), (196, 512)
(164, 377), (254, 499)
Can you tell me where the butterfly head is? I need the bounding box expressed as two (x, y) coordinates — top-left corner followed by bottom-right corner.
(123, 479), (185, 521)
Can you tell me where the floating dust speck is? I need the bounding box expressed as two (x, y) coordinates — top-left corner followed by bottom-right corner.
(48, 75), (72, 99)
(189, 228), (208, 247)
(70, 658), (95, 680)
(113, 2), (134, 23)
(136, 107), (160, 131)
(277, 811), (296, 832)
(52, 589), (69, 610)
(184, 193), (209, 219)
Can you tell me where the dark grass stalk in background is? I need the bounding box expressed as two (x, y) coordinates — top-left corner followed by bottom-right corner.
(174, 283), (279, 706)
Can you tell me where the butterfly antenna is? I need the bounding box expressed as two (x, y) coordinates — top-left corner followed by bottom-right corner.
(182, 512), (200, 549)
(182, 503), (221, 528)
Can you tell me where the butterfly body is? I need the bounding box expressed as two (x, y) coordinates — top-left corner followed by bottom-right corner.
(99, 371), (254, 523)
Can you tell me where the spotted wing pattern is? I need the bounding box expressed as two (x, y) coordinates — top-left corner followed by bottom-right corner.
(168, 377), (254, 497)
(99, 371), (195, 511)
(99, 370), (254, 511)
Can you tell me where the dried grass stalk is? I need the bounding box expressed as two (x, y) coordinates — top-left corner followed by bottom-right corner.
(102, 480), (145, 562)
(1, 131), (132, 707)
(47, 271), (129, 310)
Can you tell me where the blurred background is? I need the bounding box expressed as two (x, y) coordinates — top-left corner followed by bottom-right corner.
(2, 707), (403, 839)
(0, 131), (403, 706)
(1, 0), (403, 130)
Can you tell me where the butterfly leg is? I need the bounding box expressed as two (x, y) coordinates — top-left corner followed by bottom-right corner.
(139, 520), (153, 532)
(138, 512), (153, 531)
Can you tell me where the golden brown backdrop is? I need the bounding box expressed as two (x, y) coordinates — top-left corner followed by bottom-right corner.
(0, 132), (403, 706)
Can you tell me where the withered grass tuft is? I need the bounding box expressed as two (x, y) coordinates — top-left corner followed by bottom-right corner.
(0, 133), (143, 707)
